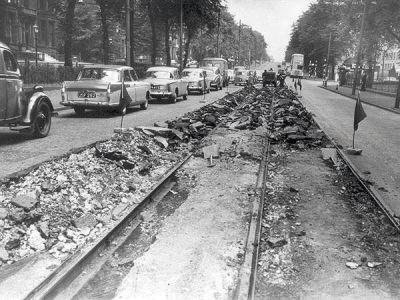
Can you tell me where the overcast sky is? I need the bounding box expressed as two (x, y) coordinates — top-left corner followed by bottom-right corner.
(225, 0), (316, 62)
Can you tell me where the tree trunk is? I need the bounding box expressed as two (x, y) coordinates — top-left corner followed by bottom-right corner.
(396, 79), (400, 109)
(99, 1), (109, 65)
(129, 0), (135, 67)
(164, 18), (171, 66)
(64, 0), (77, 67)
(183, 30), (192, 68)
(147, 2), (157, 66)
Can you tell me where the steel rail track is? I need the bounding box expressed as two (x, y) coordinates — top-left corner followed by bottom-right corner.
(24, 88), (249, 299)
(235, 88), (274, 300)
(25, 153), (192, 300)
(324, 133), (400, 232)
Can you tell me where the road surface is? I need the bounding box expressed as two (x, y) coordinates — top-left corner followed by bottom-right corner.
(0, 86), (240, 180)
(300, 79), (400, 218)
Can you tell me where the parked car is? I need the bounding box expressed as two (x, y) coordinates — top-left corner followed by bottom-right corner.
(0, 42), (54, 138)
(143, 66), (188, 103)
(61, 65), (150, 116)
(182, 68), (210, 95)
(234, 70), (254, 86)
(203, 66), (222, 91)
(227, 69), (235, 83)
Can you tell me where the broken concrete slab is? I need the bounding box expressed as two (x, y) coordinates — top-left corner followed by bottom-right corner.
(11, 194), (38, 211)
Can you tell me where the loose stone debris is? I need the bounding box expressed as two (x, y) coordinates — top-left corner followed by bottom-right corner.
(0, 85), (327, 268)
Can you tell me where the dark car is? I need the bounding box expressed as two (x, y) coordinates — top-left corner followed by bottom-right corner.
(0, 42), (54, 137)
(262, 71), (277, 87)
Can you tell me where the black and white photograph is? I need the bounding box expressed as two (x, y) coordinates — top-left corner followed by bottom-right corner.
(0, 0), (400, 299)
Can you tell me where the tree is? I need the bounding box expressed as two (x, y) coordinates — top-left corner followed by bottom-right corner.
(63, 0), (78, 66)
(0, 0), (6, 44)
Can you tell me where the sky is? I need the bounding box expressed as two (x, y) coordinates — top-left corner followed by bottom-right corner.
(225, 0), (316, 62)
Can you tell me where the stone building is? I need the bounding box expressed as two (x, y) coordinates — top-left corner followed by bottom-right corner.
(0, 0), (58, 61)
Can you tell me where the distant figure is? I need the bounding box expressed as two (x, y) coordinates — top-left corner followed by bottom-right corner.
(361, 72), (367, 91)
(277, 72), (286, 88)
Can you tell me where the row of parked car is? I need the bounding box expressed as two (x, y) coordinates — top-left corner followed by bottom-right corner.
(0, 42), (231, 138)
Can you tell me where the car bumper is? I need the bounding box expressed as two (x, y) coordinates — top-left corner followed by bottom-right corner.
(188, 86), (203, 92)
(60, 100), (117, 108)
(150, 91), (173, 99)
(210, 83), (219, 88)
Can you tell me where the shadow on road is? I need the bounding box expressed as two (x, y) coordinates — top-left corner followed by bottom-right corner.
(59, 107), (142, 119)
(0, 131), (32, 146)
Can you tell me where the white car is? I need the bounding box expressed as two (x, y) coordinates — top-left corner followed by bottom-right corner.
(182, 68), (211, 95)
(144, 66), (188, 103)
(61, 65), (150, 116)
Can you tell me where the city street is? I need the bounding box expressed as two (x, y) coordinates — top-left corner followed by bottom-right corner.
(0, 86), (240, 180)
(299, 79), (400, 218)
(2, 0), (400, 298)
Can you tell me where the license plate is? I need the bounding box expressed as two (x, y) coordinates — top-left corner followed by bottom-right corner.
(152, 85), (160, 90)
(78, 91), (96, 98)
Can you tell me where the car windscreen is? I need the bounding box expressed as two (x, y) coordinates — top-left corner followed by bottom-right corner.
(236, 71), (244, 75)
(205, 70), (215, 77)
(78, 68), (119, 81)
(145, 70), (173, 79)
(182, 71), (201, 78)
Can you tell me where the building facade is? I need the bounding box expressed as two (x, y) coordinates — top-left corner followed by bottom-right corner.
(0, 0), (58, 61)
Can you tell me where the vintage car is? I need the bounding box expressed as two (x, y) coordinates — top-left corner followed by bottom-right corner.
(203, 66), (222, 91)
(61, 65), (150, 116)
(143, 66), (188, 103)
(182, 68), (210, 95)
(0, 42), (54, 138)
(263, 71), (277, 87)
(234, 70), (254, 86)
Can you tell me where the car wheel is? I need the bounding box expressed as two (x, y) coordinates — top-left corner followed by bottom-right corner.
(31, 101), (51, 138)
(140, 93), (150, 110)
(183, 89), (188, 100)
(170, 91), (177, 103)
(118, 99), (127, 115)
(74, 107), (85, 116)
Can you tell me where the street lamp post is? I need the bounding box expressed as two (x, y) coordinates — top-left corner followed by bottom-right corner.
(352, 0), (370, 95)
(33, 24), (39, 67)
(126, 0), (131, 66)
(179, 0), (183, 73)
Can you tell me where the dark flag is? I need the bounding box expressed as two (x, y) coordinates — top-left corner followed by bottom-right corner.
(354, 91), (367, 131)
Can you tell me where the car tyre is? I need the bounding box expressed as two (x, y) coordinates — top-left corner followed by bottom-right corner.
(74, 107), (85, 117)
(31, 101), (51, 138)
(140, 93), (149, 110)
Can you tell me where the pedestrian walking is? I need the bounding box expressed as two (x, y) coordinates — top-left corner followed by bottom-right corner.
(361, 72), (367, 91)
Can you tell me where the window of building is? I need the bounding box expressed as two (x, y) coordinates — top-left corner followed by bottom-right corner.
(3, 50), (18, 72)
(49, 22), (55, 47)
(39, 0), (47, 10)
(40, 20), (47, 45)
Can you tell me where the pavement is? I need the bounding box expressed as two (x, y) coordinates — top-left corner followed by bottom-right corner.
(301, 79), (400, 222)
(321, 82), (400, 114)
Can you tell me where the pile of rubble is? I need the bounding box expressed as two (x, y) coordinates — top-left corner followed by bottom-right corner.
(0, 88), (255, 265)
(0, 85), (325, 266)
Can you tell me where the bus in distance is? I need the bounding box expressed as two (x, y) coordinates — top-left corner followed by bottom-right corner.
(290, 54), (304, 78)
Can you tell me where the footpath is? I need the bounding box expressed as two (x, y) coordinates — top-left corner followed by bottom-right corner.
(322, 84), (400, 114)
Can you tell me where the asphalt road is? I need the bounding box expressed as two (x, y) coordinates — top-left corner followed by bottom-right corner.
(299, 79), (400, 218)
(0, 85), (241, 179)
